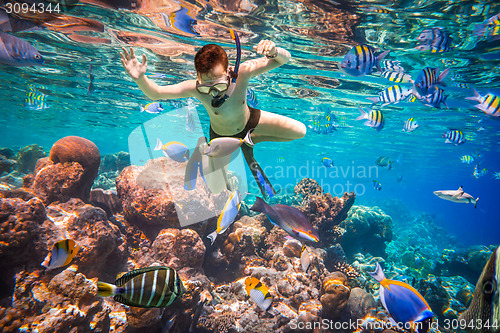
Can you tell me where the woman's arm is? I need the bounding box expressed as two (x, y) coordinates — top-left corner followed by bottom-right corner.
(238, 40), (291, 80)
(120, 47), (196, 100)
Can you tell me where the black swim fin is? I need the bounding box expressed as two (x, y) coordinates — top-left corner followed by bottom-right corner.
(241, 145), (276, 199)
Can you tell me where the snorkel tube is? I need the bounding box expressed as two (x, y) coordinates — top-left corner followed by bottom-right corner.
(212, 30), (241, 108)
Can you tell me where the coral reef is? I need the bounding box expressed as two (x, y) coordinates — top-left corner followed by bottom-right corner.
(27, 137), (101, 204)
(99, 151), (131, 174)
(16, 144), (46, 174)
(116, 157), (228, 239)
(340, 205), (393, 260)
(0, 146), (486, 333)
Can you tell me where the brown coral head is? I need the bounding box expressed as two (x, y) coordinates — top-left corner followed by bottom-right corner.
(333, 261), (360, 281)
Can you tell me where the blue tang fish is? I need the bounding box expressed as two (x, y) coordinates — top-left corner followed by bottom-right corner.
(184, 137), (206, 191)
(207, 190), (241, 244)
(369, 263), (433, 329)
(340, 44), (389, 77)
(246, 88), (259, 108)
(250, 197), (319, 243)
(322, 157), (334, 168)
(161, 6), (199, 35)
(141, 102), (164, 114)
(154, 139), (190, 162)
(0, 31), (44, 66)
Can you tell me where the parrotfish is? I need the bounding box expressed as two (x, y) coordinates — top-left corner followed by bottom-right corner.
(42, 239), (79, 270)
(433, 186), (479, 208)
(207, 190), (241, 244)
(466, 89), (500, 117)
(340, 44), (390, 77)
(245, 277), (272, 311)
(250, 197), (319, 243)
(0, 31), (44, 66)
(97, 266), (186, 308)
(369, 262), (434, 329)
(458, 246), (500, 332)
(403, 118), (419, 133)
(375, 156), (393, 170)
(202, 130), (253, 158)
(155, 139), (190, 162)
(141, 102), (164, 114)
(356, 106), (385, 131)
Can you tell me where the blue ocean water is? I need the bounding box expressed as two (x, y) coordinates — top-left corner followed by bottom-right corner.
(0, 0), (499, 248)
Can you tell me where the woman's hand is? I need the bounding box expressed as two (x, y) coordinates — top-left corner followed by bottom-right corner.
(120, 47), (147, 81)
(253, 40), (277, 57)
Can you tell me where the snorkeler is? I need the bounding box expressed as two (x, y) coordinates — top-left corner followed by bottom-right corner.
(120, 33), (306, 196)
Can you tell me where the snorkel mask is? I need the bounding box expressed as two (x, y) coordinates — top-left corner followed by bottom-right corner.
(211, 30), (241, 108)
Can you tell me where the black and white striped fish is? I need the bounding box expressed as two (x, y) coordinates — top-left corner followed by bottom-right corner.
(97, 266), (186, 308)
(367, 85), (411, 106)
(414, 67), (449, 96)
(356, 106), (385, 131)
(340, 44), (390, 77)
(382, 70), (413, 83)
(423, 87), (448, 109)
(443, 129), (466, 145)
(382, 60), (405, 72)
(466, 89), (500, 117)
(402, 118), (419, 132)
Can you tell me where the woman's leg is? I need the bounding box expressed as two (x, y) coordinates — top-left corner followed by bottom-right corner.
(251, 110), (306, 143)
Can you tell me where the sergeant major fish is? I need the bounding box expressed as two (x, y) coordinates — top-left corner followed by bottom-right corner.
(413, 67), (450, 96)
(367, 85), (411, 107)
(466, 89), (500, 117)
(340, 44), (390, 77)
(443, 129), (466, 145)
(403, 118), (419, 132)
(356, 106), (385, 131)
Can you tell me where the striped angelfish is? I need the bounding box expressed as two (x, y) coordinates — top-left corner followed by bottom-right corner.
(367, 85), (411, 106)
(97, 266), (186, 308)
(382, 70), (413, 83)
(423, 87), (448, 109)
(414, 67), (449, 96)
(443, 129), (466, 145)
(402, 118), (419, 132)
(340, 44), (390, 77)
(466, 89), (500, 117)
(356, 106), (385, 131)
